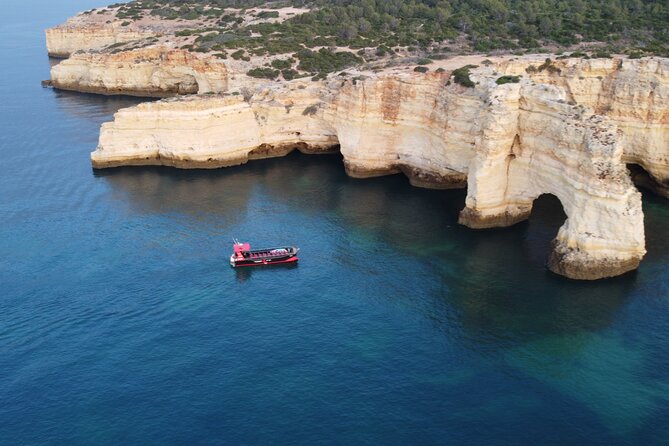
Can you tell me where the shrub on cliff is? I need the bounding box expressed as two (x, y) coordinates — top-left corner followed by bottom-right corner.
(414, 66), (429, 73)
(592, 51), (612, 59)
(281, 69), (300, 80)
(247, 68), (279, 79)
(537, 58), (561, 74)
(231, 49), (247, 60)
(496, 75), (521, 85)
(256, 11), (279, 19)
(271, 58), (294, 70)
(452, 65), (477, 88)
(296, 48), (361, 75)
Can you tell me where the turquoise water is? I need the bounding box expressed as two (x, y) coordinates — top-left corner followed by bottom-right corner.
(1, 2), (669, 444)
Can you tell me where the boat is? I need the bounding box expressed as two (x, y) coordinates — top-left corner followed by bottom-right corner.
(229, 239), (299, 268)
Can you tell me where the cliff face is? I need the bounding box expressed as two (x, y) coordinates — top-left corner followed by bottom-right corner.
(329, 74), (645, 280)
(328, 75), (475, 188)
(46, 23), (156, 58)
(92, 63), (658, 279)
(501, 57), (669, 191)
(92, 83), (338, 168)
(50, 47), (229, 96)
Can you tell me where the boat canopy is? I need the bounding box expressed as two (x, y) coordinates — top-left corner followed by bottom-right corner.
(233, 242), (251, 254)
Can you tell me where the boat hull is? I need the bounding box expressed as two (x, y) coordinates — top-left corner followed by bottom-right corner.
(231, 255), (299, 268)
(229, 245), (299, 268)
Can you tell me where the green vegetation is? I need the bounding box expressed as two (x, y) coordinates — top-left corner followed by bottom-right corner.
(496, 75), (521, 84)
(256, 11), (280, 19)
(414, 66), (429, 73)
(281, 68), (300, 80)
(271, 58), (294, 70)
(295, 48), (361, 75)
(106, 0), (667, 77)
(247, 67), (279, 79)
(230, 49), (250, 61)
(526, 58), (561, 74)
(452, 65), (477, 88)
(116, 0), (668, 56)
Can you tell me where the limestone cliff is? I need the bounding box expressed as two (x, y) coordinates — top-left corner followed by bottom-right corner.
(91, 64), (658, 279)
(46, 22), (156, 58)
(93, 83), (338, 167)
(50, 47), (229, 96)
(500, 57), (669, 193)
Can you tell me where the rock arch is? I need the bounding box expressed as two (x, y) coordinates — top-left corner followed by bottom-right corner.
(91, 77), (647, 280)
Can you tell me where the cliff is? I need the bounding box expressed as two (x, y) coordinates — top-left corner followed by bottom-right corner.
(92, 83), (338, 167)
(50, 47), (229, 97)
(46, 22), (156, 58)
(500, 57), (669, 193)
(91, 60), (663, 279)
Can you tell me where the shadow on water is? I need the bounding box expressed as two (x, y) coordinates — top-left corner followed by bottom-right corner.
(234, 262), (299, 283)
(51, 88), (153, 122)
(94, 154), (669, 437)
(94, 152), (642, 342)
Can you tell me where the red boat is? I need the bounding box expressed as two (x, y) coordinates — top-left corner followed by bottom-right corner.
(229, 240), (299, 268)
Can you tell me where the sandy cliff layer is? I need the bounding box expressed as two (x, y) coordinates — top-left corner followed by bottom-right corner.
(46, 23), (156, 58)
(500, 57), (669, 191)
(50, 47), (229, 96)
(93, 84), (338, 167)
(92, 63), (660, 279)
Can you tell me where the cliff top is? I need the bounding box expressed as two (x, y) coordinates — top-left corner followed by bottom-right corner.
(50, 0), (667, 81)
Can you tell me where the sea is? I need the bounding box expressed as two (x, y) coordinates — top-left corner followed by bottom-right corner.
(1, 1), (668, 445)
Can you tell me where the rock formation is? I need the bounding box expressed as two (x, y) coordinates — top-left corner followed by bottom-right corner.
(46, 23), (156, 58)
(92, 84), (338, 168)
(50, 47), (229, 96)
(500, 57), (669, 195)
(44, 7), (667, 280)
(91, 61), (661, 280)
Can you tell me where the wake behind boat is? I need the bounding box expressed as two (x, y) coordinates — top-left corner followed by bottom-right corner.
(230, 240), (299, 268)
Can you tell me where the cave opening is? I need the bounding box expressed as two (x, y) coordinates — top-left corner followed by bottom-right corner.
(626, 163), (668, 197)
(524, 193), (568, 264)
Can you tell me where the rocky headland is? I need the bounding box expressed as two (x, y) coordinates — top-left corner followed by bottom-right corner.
(46, 4), (668, 280)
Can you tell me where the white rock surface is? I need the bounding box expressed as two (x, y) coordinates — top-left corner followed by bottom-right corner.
(46, 23), (156, 58)
(50, 47), (229, 96)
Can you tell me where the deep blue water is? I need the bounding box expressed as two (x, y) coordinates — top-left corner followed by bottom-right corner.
(1, 2), (669, 445)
